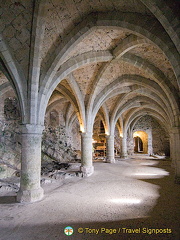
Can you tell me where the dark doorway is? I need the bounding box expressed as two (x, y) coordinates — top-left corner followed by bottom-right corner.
(134, 136), (143, 153)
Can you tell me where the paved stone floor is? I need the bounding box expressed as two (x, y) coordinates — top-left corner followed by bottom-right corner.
(0, 156), (180, 240)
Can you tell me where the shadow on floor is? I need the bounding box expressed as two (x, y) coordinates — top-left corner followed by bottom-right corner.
(0, 158), (179, 240)
(0, 195), (16, 204)
(0, 218), (179, 240)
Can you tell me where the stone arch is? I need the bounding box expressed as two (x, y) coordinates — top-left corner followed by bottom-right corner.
(0, 36), (27, 122)
(41, 51), (112, 95)
(41, 11), (180, 91)
(0, 82), (11, 96)
(28, 0), (48, 124)
(113, 34), (149, 59)
(89, 56), (179, 126)
(92, 75), (177, 128)
(125, 108), (170, 134)
(124, 108), (171, 156)
(120, 53), (179, 115)
(38, 11), (180, 128)
(55, 85), (83, 129)
(139, 0), (180, 53)
(38, 51), (112, 125)
(67, 74), (86, 132)
(124, 87), (174, 124)
(115, 104), (169, 131)
(68, 112), (79, 132)
(110, 87), (173, 129)
(131, 114), (170, 156)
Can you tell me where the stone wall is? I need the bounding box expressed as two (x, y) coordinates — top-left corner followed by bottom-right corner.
(152, 125), (170, 156)
(0, 92), (21, 179)
(45, 110), (81, 152)
(70, 121), (81, 152)
(43, 110), (81, 164)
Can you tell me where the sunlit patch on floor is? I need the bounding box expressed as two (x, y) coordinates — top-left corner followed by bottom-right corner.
(124, 164), (169, 179)
(110, 198), (142, 204)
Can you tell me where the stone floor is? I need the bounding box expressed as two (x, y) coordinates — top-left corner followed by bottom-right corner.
(0, 156), (180, 240)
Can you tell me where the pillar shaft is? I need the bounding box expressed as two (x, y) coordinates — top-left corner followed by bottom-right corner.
(106, 135), (115, 163)
(121, 135), (128, 158)
(80, 132), (94, 176)
(170, 127), (180, 183)
(17, 124), (44, 203)
(170, 132), (175, 168)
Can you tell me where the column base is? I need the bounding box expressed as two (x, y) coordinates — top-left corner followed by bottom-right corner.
(175, 176), (180, 184)
(80, 166), (94, 177)
(16, 187), (44, 203)
(106, 158), (115, 163)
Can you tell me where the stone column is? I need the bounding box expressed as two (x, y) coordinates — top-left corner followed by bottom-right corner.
(148, 130), (153, 155)
(106, 135), (115, 163)
(170, 127), (180, 183)
(80, 132), (94, 176)
(170, 132), (175, 168)
(17, 124), (44, 203)
(121, 135), (128, 158)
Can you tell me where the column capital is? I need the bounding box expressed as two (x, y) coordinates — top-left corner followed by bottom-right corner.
(81, 132), (92, 138)
(105, 134), (114, 140)
(21, 124), (45, 134)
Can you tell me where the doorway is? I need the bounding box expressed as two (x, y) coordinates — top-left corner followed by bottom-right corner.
(134, 136), (143, 152)
(133, 131), (148, 154)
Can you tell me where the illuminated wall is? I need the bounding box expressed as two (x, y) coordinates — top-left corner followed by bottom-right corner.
(133, 131), (148, 154)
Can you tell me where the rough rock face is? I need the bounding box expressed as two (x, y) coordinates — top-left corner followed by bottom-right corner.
(41, 125), (78, 164)
(0, 95), (21, 179)
(0, 120), (21, 179)
(4, 98), (20, 121)
(114, 128), (121, 155)
(0, 122), (81, 190)
(0, 120), (79, 180)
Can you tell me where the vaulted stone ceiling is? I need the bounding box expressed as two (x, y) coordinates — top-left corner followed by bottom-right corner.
(0, 0), (180, 134)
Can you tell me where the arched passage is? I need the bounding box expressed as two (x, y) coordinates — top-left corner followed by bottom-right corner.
(133, 131), (148, 154)
(0, 1), (179, 205)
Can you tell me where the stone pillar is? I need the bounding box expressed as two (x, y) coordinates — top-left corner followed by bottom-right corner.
(17, 124), (44, 203)
(121, 135), (128, 158)
(80, 132), (94, 176)
(148, 130), (153, 155)
(106, 135), (115, 163)
(170, 132), (175, 168)
(170, 127), (180, 183)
